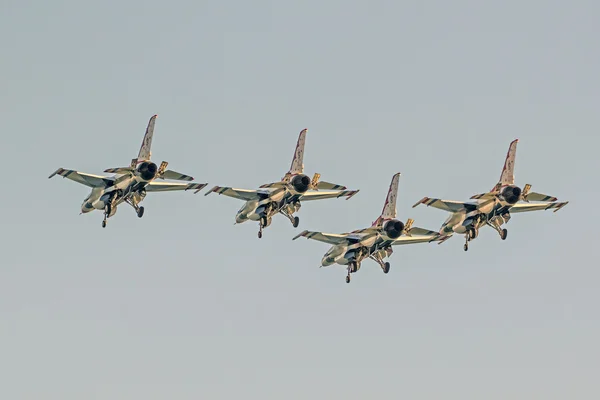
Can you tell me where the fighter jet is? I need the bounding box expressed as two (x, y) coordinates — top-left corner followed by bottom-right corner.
(204, 129), (359, 238)
(412, 139), (568, 251)
(49, 115), (207, 227)
(293, 173), (440, 283)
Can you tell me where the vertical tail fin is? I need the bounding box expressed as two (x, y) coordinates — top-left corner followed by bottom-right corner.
(137, 115), (157, 163)
(497, 139), (518, 188)
(288, 128), (307, 175)
(380, 173), (400, 220)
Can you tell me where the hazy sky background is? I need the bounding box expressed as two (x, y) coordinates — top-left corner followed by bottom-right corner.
(1, 1), (599, 398)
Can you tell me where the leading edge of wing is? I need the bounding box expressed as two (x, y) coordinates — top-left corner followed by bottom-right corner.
(292, 230), (353, 245)
(509, 201), (569, 213)
(145, 181), (208, 193)
(48, 168), (114, 188)
(204, 186), (269, 201)
(412, 197), (472, 212)
(299, 189), (359, 201)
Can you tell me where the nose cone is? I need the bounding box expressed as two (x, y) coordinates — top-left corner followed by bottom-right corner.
(81, 202), (94, 214)
(235, 213), (246, 224)
(321, 255), (335, 266)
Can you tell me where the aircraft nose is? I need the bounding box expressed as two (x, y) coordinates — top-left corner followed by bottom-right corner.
(321, 255), (334, 266)
(235, 213), (246, 224)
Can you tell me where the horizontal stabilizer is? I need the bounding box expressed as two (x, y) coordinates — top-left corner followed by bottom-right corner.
(104, 167), (135, 174)
(160, 169), (194, 181)
(259, 182), (286, 189)
(408, 226), (439, 237)
(316, 181), (347, 190)
(470, 192), (496, 200)
(524, 191), (558, 202)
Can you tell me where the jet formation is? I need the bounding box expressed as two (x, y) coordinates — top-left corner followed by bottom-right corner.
(49, 115), (569, 283)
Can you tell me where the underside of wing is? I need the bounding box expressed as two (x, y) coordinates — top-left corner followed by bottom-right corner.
(391, 235), (440, 245)
(412, 197), (470, 213)
(204, 186), (267, 201)
(509, 201), (568, 213)
(49, 168), (114, 188)
(146, 181), (207, 193)
(299, 189), (359, 201)
(292, 230), (351, 245)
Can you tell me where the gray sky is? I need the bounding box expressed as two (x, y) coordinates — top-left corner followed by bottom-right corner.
(1, 1), (599, 398)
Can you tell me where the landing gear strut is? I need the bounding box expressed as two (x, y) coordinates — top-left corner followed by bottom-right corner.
(463, 227), (478, 251)
(102, 204), (111, 228)
(125, 197), (145, 219)
(369, 253), (390, 274)
(280, 209), (300, 228)
(258, 216), (267, 239)
(487, 216), (508, 241)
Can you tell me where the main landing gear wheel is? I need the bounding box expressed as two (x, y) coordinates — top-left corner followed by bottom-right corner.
(102, 220), (106, 228)
(292, 216), (300, 228)
(501, 229), (508, 240)
(346, 275), (350, 284)
(383, 262), (390, 274)
(137, 206), (145, 218)
(464, 243), (469, 252)
(258, 231), (263, 239)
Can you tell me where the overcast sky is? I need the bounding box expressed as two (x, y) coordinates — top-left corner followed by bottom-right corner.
(1, 1), (599, 399)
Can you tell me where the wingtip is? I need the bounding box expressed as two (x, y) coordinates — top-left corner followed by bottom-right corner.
(204, 185), (219, 196)
(193, 183), (208, 194)
(412, 197), (428, 208)
(48, 168), (62, 179)
(345, 190), (359, 200)
(292, 230), (309, 240)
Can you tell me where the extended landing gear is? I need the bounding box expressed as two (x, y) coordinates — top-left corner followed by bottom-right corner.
(383, 262), (390, 274)
(258, 216), (267, 239)
(487, 215), (508, 242)
(137, 206), (145, 218)
(102, 205), (111, 228)
(280, 209), (300, 228)
(345, 261), (361, 283)
(369, 253), (391, 274)
(463, 228), (478, 251)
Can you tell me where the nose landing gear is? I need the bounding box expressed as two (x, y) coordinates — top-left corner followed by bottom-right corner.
(258, 216), (269, 239)
(102, 204), (111, 228)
